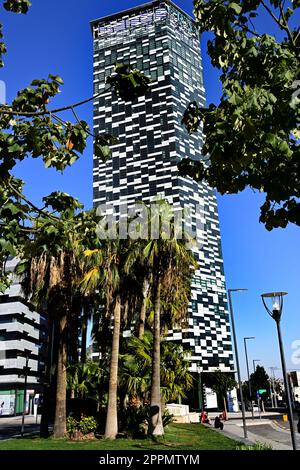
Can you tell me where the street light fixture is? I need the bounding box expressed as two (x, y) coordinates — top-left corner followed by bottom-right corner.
(261, 291), (297, 451)
(228, 288), (248, 439)
(244, 337), (255, 418)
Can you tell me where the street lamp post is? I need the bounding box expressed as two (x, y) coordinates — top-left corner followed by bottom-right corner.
(261, 292), (297, 451)
(228, 288), (248, 439)
(20, 350), (31, 437)
(197, 367), (203, 412)
(244, 337), (255, 418)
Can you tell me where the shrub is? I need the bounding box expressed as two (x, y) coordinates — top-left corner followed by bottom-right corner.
(66, 416), (78, 435)
(66, 415), (97, 437)
(120, 405), (174, 437)
(237, 441), (273, 451)
(162, 409), (174, 429)
(121, 405), (149, 438)
(78, 416), (97, 435)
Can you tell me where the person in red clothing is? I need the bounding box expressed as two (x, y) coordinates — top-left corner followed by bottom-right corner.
(200, 411), (211, 425)
(200, 411), (206, 423)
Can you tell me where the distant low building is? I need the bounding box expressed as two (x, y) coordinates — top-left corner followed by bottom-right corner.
(290, 371), (300, 405)
(0, 258), (47, 416)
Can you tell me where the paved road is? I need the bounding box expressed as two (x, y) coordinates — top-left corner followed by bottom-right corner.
(0, 416), (41, 440)
(223, 414), (300, 449)
(272, 413), (300, 431)
(206, 410), (300, 449)
(247, 422), (300, 448)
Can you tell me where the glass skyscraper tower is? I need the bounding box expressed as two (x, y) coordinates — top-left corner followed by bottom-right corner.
(91, 0), (234, 374)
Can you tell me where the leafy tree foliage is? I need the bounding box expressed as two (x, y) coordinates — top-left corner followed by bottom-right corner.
(250, 365), (271, 400)
(67, 361), (107, 401)
(107, 63), (150, 102)
(205, 369), (237, 412)
(120, 331), (193, 405)
(179, 0), (300, 230)
(3, 0), (31, 14)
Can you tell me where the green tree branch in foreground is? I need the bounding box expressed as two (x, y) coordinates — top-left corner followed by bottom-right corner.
(179, 0), (300, 230)
(0, 1), (150, 291)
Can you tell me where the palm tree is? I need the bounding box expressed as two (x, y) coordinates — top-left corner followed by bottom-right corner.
(82, 239), (135, 439)
(160, 341), (193, 404)
(138, 277), (151, 339)
(122, 232), (151, 340)
(19, 250), (78, 437)
(17, 198), (99, 438)
(143, 200), (196, 436)
(67, 361), (103, 399)
(120, 333), (152, 406)
(120, 332), (193, 407)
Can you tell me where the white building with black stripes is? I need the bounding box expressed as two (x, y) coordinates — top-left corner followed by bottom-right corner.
(91, 0), (234, 384)
(0, 258), (47, 416)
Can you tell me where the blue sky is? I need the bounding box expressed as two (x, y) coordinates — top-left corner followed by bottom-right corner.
(1, 0), (299, 379)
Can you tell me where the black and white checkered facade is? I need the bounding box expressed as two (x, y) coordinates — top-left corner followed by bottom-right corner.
(91, 0), (234, 373)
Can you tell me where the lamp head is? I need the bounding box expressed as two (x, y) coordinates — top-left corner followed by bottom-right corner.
(228, 288), (248, 293)
(261, 292), (287, 322)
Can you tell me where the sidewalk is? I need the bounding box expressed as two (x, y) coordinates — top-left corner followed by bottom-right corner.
(202, 413), (299, 450)
(0, 415), (41, 440)
(0, 415), (40, 425)
(208, 410), (282, 420)
(213, 421), (292, 450)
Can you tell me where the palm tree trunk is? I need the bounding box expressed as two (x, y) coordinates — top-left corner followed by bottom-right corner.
(149, 271), (164, 436)
(40, 317), (55, 438)
(223, 396), (228, 421)
(69, 301), (80, 365)
(81, 303), (89, 363)
(53, 313), (67, 438)
(105, 293), (121, 439)
(138, 277), (150, 339)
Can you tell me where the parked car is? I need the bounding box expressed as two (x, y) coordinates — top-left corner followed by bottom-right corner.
(246, 402), (259, 412)
(278, 400), (287, 408)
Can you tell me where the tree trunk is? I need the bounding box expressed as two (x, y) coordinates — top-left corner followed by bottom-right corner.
(53, 313), (68, 438)
(223, 396), (228, 421)
(69, 301), (80, 365)
(105, 294), (121, 439)
(40, 317), (55, 438)
(81, 303), (89, 363)
(149, 271), (164, 436)
(138, 277), (150, 339)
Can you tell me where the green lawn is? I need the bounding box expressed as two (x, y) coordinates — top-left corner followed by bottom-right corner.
(0, 424), (241, 450)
